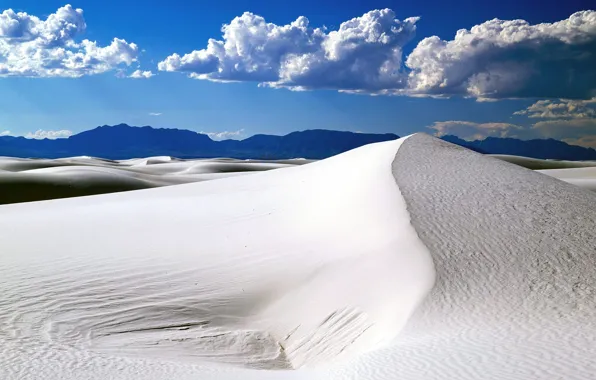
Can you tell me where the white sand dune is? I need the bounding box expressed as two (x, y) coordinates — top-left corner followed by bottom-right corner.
(538, 167), (596, 192)
(1, 134), (595, 380)
(0, 156), (307, 204)
(486, 155), (596, 192)
(490, 154), (596, 170)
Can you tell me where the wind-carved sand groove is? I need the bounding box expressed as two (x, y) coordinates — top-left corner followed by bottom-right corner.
(345, 133), (595, 380)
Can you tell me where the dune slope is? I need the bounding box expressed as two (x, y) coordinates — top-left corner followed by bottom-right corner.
(0, 137), (434, 379)
(357, 134), (595, 380)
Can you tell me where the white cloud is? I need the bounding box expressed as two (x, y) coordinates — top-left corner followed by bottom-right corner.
(563, 135), (596, 147)
(430, 118), (596, 147)
(0, 130), (10, 136)
(25, 129), (73, 139)
(0, 5), (139, 77)
(200, 129), (245, 140)
(514, 98), (596, 119)
(159, 10), (596, 99)
(158, 9), (419, 92)
(129, 69), (154, 79)
(148, 112), (162, 116)
(406, 11), (596, 99)
(511, 98), (596, 147)
(532, 118), (596, 147)
(428, 121), (524, 140)
(430, 95), (596, 147)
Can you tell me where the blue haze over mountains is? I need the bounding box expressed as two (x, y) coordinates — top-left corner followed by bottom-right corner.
(1, 124), (595, 160)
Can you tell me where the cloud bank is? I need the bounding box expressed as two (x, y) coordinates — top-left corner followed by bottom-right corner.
(0, 5), (139, 77)
(4, 5), (594, 100)
(129, 69), (154, 79)
(514, 98), (596, 119)
(158, 9), (419, 92)
(406, 11), (596, 99)
(25, 129), (73, 139)
(159, 9), (596, 99)
(428, 121), (524, 140)
(513, 98), (596, 147)
(430, 97), (596, 147)
(200, 129), (245, 140)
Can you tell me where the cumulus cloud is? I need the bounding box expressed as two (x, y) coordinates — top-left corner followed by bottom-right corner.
(200, 129), (245, 140)
(432, 96), (596, 146)
(129, 69), (154, 79)
(0, 5), (139, 77)
(511, 98), (596, 147)
(25, 129), (73, 139)
(514, 98), (596, 118)
(158, 9), (419, 92)
(428, 121), (524, 140)
(564, 135), (596, 147)
(406, 10), (596, 99)
(429, 118), (596, 147)
(531, 118), (596, 147)
(159, 10), (596, 98)
(148, 112), (162, 116)
(0, 130), (10, 136)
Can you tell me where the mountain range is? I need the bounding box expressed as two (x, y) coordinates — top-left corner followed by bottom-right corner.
(1, 124), (595, 160)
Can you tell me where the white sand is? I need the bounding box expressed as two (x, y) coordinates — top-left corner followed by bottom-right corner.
(490, 154), (596, 170)
(538, 167), (596, 192)
(0, 156), (307, 203)
(1, 134), (595, 380)
(378, 134), (596, 380)
(0, 137), (434, 379)
(0, 155), (306, 181)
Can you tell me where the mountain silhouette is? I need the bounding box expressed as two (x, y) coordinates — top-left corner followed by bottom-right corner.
(1, 125), (595, 160)
(441, 135), (596, 160)
(0, 124), (399, 159)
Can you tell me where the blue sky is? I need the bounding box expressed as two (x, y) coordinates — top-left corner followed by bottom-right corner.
(0, 0), (595, 146)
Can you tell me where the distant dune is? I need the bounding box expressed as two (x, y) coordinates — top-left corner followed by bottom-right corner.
(0, 156), (310, 204)
(0, 134), (595, 380)
(538, 167), (596, 192)
(489, 155), (596, 192)
(2, 151), (595, 206)
(490, 154), (596, 170)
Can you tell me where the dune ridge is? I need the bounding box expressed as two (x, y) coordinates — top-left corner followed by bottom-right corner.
(357, 134), (596, 380)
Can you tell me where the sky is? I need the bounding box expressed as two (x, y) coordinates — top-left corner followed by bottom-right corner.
(0, 0), (595, 146)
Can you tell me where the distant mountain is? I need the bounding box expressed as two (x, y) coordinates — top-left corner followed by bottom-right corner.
(219, 129), (400, 159)
(441, 135), (596, 160)
(2, 125), (595, 160)
(0, 124), (399, 160)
